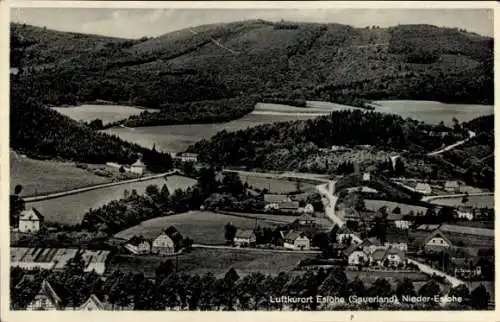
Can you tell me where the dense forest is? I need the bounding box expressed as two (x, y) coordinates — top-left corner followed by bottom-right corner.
(11, 263), (491, 310)
(11, 21), (494, 126)
(188, 110), (459, 168)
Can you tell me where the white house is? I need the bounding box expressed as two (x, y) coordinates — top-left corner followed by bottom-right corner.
(19, 208), (44, 233)
(174, 153), (198, 163)
(27, 280), (62, 311)
(422, 230), (452, 250)
(384, 235), (408, 252)
(360, 237), (386, 255)
(444, 181), (460, 193)
(387, 213), (410, 230)
(383, 248), (406, 267)
(456, 208), (474, 221)
(152, 232), (176, 255)
(415, 183), (432, 195)
(129, 158), (145, 175)
(283, 231), (310, 250)
(233, 230), (256, 247)
(125, 236), (151, 254)
(303, 203), (315, 214)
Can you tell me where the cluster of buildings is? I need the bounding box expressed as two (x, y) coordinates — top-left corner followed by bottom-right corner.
(10, 247), (111, 275)
(263, 194), (315, 214)
(170, 152), (199, 163)
(232, 214), (319, 251)
(124, 226), (184, 255)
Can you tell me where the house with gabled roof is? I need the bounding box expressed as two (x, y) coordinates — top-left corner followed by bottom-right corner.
(19, 208), (44, 233)
(125, 235), (151, 254)
(79, 294), (107, 311)
(27, 279), (62, 311)
(415, 183), (432, 195)
(360, 237), (386, 255)
(336, 226), (359, 245)
(234, 229), (256, 247)
(422, 230), (454, 251)
(283, 231), (310, 250)
(152, 231), (176, 255)
(129, 158), (145, 175)
(344, 245), (369, 266)
(444, 180), (460, 193)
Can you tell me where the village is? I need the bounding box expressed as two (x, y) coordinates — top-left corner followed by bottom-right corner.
(9, 154), (494, 310)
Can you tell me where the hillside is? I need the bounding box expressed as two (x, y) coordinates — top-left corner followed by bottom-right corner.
(11, 21), (494, 126)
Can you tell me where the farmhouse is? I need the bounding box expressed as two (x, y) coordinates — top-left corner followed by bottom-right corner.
(444, 180), (460, 193)
(422, 230), (453, 251)
(152, 232), (176, 255)
(383, 248), (406, 267)
(129, 158), (145, 175)
(283, 231), (310, 250)
(27, 279), (62, 311)
(264, 194), (290, 210)
(19, 208), (44, 233)
(415, 183), (432, 195)
(456, 207), (474, 221)
(125, 236), (151, 255)
(234, 230), (256, 247)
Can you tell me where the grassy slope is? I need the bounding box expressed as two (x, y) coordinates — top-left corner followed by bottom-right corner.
(10, 151), (111, 196)
(114, 210), (282, 245)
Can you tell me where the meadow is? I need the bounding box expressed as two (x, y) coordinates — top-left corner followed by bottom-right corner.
(114, 211), (286, 245)
(52, 104), (159, 125)
(106, 248), (316, 278)
(26, 175), (196, 225)
(10, 151), (111, 196)
(369, 100), (493, 126)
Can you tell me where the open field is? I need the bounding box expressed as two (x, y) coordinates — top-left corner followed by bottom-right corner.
(114, 211), (286, 244)
(222, 212), (332, 230)
(52, 104), (159, 125)
(10, 151), (111, 196)
(26, 175), (196, 225)
(106, 248), (316, 278)
(101, 106), (325, 153)
(346, 270), (429, 286)
(369, 100), (493, 126)
(238, 175), (316, 194)
(364, 199), (428, 215)
(428, 195), (494, 209)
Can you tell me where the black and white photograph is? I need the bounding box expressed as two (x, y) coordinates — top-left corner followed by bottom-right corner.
(3, 1), (496, 317)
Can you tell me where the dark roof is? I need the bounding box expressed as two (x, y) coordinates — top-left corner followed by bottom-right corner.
(235, 229), (255, 239)
(284, 230), (307, 242)
(20, 208), (44, 221)
(127, 235), (150, 246)
(386, 233), (408, 243)
(387, 213), (404, 221)
(364, 237), (383, 246)
(371, 249), (386, 261)
(164, 226), (183, 244)
(385, 248), (406, 261)
(338, 226), (353, 234)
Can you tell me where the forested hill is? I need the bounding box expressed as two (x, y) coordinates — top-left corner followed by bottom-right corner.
(11, 21), (493, 125)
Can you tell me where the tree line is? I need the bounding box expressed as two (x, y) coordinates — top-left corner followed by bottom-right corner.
(10, 260), (492, 311)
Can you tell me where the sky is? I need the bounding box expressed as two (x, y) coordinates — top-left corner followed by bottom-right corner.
(10, 7), (493, 39)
